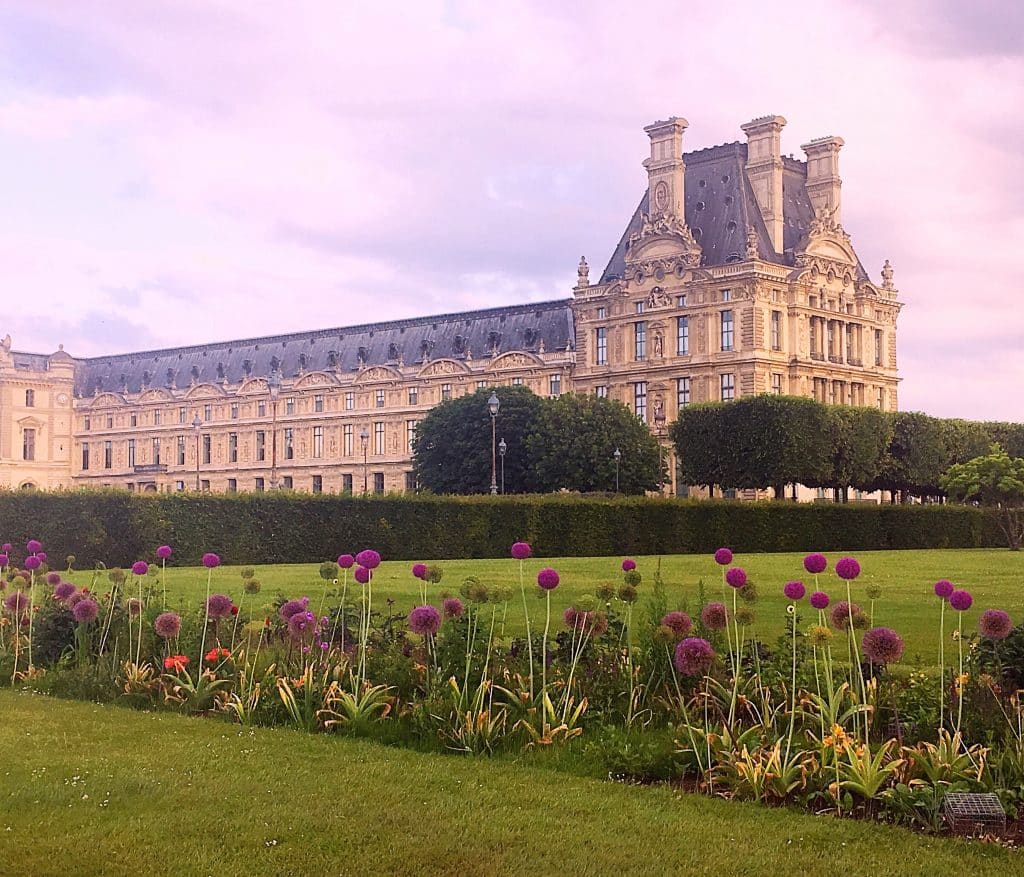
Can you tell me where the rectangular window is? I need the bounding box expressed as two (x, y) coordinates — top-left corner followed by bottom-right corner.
(408, 387), (418, 405)
(314, 394), (324, 413)
(633, 381), (647, 422)
(635, 301), (646, 314)
(312, 426), (323, 458)
(374, 422), (385, 455)
(82, 442), (90, 471)
(877, 386), (886, 409)
(227, 478), (237, 493)
(677, 377), (691, 408)
(345, 392), (355, 410)
(596, 306), (606, 319)
(25, 389), (34, 407)
(405, 471), (417, 492)
(595, 385), (608, 399)
(177, 436), (186, 466)
(312, 475), (323, 494)
(231, 403), (239, 419)
(406, 420), (417, 453)
(201, 479), (211, 492)
(255, 477), (265, 492)
(676, 294), (687, 307)
(595, 327), (607, 365)
(721, 289), (732, 302)
(127, 439), (135, 468)
(373, 472), (385, 494)
(85, 416), (91, 430)
(343, 424), (353, 456)
(130, 412), (137, 427)
(721, 310), (734, 351)
(104, 440), (112, 469)
(441, 383), (452, 401)
(179, 407), (187, 424)
(284, 428), (294, 460)
(676, 316), (689, 355)
(721, 373), (735, 401)
(153, 438), (161, 466)
(106, 415), (113, 429)
(511, 377), (524, 386)
(375, 389), (385, 408)
(203, 404), (212, 421)
(875, 329), (883, 366)
(285, 398), (295, 415)
(154, 410), (163, 426)
(342, 473), (353, 494)
(283, 475), (293, 489)
(202, 434), (211, 465)
(175, 480), (185, 492)
(228, 432), (238, 463)
(476, 380), (487, 390)
(257, 400), (267, 417)
(255, 431), (266, 462)
(634, 321), (647, 361)
(771, 373), (783, 395)
(549, 374), (561, 396)
(771, 311), (782, 350)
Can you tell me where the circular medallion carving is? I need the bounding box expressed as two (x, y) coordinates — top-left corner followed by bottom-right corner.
(653, 181), (669, 212)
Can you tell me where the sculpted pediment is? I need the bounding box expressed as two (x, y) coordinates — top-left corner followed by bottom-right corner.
(295, 370), (339, 388)
(488, 351), (543, 371)
(356, 365), (403, 383)
(416, 359), (470, 378)
(88, 392), (126, 408)
(237, 378), (269, 396)
(625, 212), (702, 269)
(184, 382), (227, 400)
(137, 389), (171, 403)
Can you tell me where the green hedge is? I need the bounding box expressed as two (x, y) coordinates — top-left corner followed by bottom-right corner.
(0, 490), (1008, 568)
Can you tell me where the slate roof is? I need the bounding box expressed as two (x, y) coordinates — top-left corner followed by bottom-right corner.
(75, 299), (575, 396)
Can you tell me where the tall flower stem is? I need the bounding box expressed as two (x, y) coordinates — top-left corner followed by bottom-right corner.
(517, 559), (534, 699)
(727, 587), (741, 727)
(938, 599), (946, 732)
(135, 574), (144, 666)
(955, 611), (965, 736)
(26, 569), (35, 671)
(541, 590), (551, 697)
(844, 580), (867, 741)
(161, 559), (167, 610)
(786, 604), (798, 760)
(198, 567), (213, 674)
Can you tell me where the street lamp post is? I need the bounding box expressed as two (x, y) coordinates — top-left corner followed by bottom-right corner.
(487, 393), (500, 495)
(360, 427), (369, 494)
(498, 437), (506, 495)
(613, 447), (621, 494)
(268, 370), (281, 489)
(192, 415), (202, 491)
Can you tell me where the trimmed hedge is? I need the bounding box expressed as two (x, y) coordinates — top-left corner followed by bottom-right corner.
(0, 490), (1008, 568)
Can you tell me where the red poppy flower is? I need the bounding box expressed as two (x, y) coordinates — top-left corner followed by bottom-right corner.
(163, 655), (190, 673)
(230, 605), (239, 616)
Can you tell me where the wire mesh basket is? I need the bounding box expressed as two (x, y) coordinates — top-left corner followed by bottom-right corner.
(943, 792), (1007, 836)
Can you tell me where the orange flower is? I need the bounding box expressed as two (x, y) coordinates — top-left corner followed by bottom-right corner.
(163, 655), (190, 673)
(204, 647), (231, 663)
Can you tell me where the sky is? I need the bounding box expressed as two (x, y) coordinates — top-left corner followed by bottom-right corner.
(0, 0), (1021, 420)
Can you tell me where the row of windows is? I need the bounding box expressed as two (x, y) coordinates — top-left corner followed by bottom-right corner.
(595, 308), (753, 365)
(169, 471), (414, 495)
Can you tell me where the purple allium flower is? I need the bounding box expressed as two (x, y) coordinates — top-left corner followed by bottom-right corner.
(714, 547), (733, 566)
(810, 591), (830, 610)
(408, 605), (441, 636)
(24, 555), (41, 571)
(674, 637), (716, 676)
(46, 571), (61, 586)
(621, 558), (637, 572)
(206, 593), (233, 619)
(661, 611), (693, 638)
(835, 557), (861, 580)
(1, 543), (10, 552)
(156, 545), (172, 559)
(287, 610), (317, 640)
(202, 552), (221, 569)
(725, 567), (747, 589)
(337, 553), (355, 569)
(72, 598), (100, 624)
(950, 590), (973, 612)
(154, 611), (182, 638)
(127, 598), (143, 616)
(979, 609), (1013, 640)
(563, 607), (579, 628)
(3, 591), (30, 614)
(511, 541), (532, 560)
(862, 627), (905, 664)
(354, 566), (370, 584)
(442, 597), (465, 619)
(37, 552), (47, 562)
(537, 568), (560, 590)
(700, 602), (728, 631)
(829, 600), (862, 629)
(131, 561), (149, 576)
(355, 549), (381, 570)
(279, 599), (307, 621)
(67, 592), (88, 609)
(934, 579), (954, 600)
(0, 554), (8, 566)
(803, 553), (828, 575)
(26, 539), (42, 553)
(412, 562), (428, 580)
(53, 581), (75, 601)
(784, 581), (806, 602)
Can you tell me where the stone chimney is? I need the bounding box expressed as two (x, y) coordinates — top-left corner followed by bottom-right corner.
(642, 117), (688, 219)
(740, 115), (787, 252)
(801, 135), (844, 223)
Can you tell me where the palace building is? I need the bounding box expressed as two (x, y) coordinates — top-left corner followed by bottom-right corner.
(0, 114), (901, 496)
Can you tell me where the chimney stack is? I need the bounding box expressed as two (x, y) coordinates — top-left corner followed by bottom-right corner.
(740, 115), (787, 253)
(801, 136), (844, 223)
(642, 117), (688, 219)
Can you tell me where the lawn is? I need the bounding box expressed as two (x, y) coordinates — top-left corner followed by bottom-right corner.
(1, 689), (1019, 877)
(60, 548), (1024, 662)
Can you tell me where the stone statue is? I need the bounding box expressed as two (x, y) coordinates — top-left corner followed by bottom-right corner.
(881, 259), (894, 290)
(653, 332), (664, 358)
(577, 256), (590, 287)
(745, 226), (759, 259)
(653, 395), (665, 423)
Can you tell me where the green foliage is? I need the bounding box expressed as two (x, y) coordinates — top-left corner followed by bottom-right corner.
(942, 447), (1024, 550)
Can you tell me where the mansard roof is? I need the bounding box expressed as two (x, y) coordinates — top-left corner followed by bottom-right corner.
(75, 299), (574, 397)
(599, 142), (868, 283)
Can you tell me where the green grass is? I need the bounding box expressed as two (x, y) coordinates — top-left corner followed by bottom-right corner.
(1, 689), (1019, 876)
(61, 549), (1024, 662)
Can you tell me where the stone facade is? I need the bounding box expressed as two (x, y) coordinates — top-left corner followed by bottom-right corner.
(0, 114), (900, 496)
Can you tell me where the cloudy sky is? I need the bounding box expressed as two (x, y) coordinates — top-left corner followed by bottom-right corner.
(0, 1), (1021, 419)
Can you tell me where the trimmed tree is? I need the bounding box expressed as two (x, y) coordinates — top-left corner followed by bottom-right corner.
(941, 446), (1024, 550)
